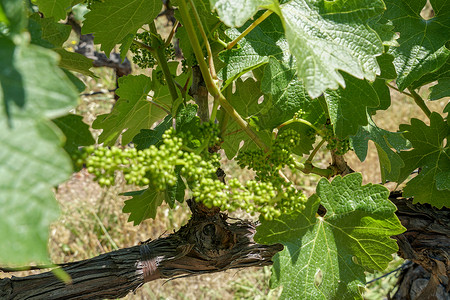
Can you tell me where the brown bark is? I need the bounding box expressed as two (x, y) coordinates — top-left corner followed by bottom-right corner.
(0, 200), (282, 300)
(390, 192), (450, 299)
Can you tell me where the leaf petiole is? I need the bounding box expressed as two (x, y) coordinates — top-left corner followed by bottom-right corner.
(407, 88), (432, 118)
(306, 138), (326, 164)
(277, 117), (322, 135)
(188, 0), (217, 79)
(149, 21), (179, 103)
(227, 10), (272, 50)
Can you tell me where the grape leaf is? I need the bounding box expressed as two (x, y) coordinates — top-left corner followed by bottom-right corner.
(35, 0), (72, 21)
(0, 119), (72, 264)
(323, 73), (380, 138)
(82, 0), (161, 55)
(278, 0), (385, 98)
(122, 188), (164, 225)
(92, 74), (169, 146)
(52, 114), (95, 155)
(175, 103), (200, 133)
(397, 113), (450, 208)
(133, 114), (173, 150)
(255, 173), (405, 300)
(218, 78), (272, 158)
(429, 78), (450, 100)
(53, 48), (95, 77)
(384, 0), (450, 90)
(0, 37), (77, 264)
(350, 116), (411, 182)
(209, 0), (275, 28)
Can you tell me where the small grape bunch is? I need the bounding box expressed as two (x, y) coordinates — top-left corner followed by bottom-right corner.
(322, 123), (351, 155)
(130, 32), (175, 69)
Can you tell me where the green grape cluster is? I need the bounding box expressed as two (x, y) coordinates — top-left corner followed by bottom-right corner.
(76, 125), (307, 220)
(194, 178), (307, 220)
(232, 128), (309, 219)
(322, 123), (351, 155)
(177, 121), (221, 150)
(130, 32), (175, 69)
(75, 128), (219, 188)
(237, 129), (300, 182)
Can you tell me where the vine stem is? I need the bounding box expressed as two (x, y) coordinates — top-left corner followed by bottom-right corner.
(387, 82), (431, 118)
(149, 21), (179, 103)
(188, 0), (217, 79)
(277, 117), (322, 134)
(306, 138), (326, 164)
(227, 10), (272, 50)
(132, 39), (155, 53)
(407, 88), (431, 118)
(293, 160), (334, 178)
(386, 82), (413, 97)
(178, 0), (268, 151)
(164, 20), (179, 48)
(146, 97), (171, 115)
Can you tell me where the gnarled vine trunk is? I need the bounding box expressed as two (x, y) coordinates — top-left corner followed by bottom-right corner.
(390, 193), (449, 299)
(0, 200), (282, 299)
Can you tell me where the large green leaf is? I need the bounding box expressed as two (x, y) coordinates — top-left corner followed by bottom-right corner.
(0, 37), (78, 264)
(384, 0), (450, 90)
(82, 0), (161, 55)
(256, 173), (405, 300)
(350, 116), (411, 182)
(35, 0), (72, 20)
(209, 0), (275, 27)
(278, 0), (385, 98)
(323, 74), (380, 138)
(397, 113), (450, 208)
(0, 119), (71, 264)
(122, 188), (164, 225)
(92, 74), (169, 146)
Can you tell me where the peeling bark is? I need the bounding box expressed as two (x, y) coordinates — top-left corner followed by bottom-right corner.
(390, 192), (450, 299)
(0, 200), (282, 300)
